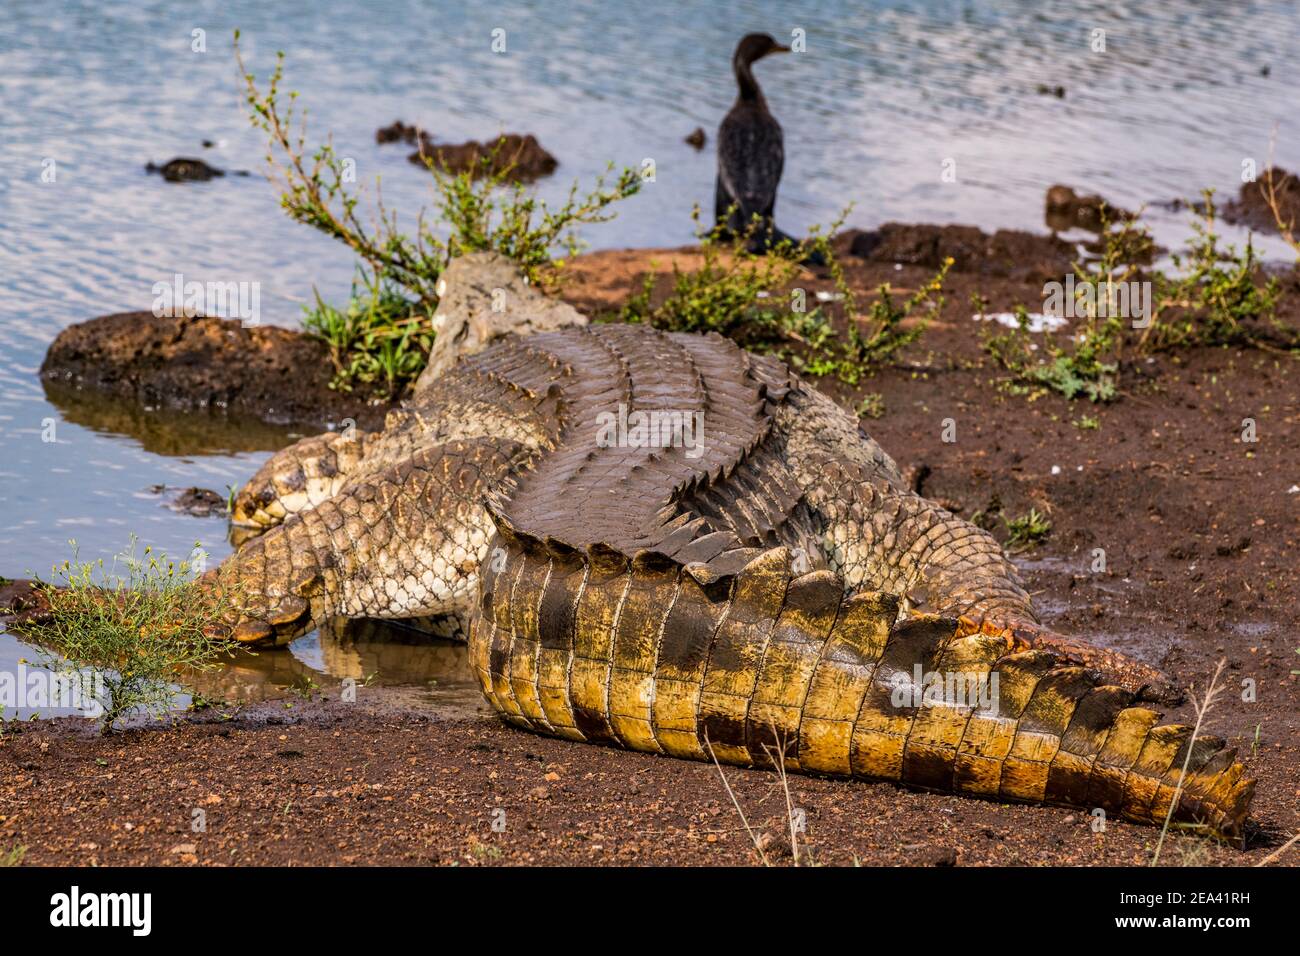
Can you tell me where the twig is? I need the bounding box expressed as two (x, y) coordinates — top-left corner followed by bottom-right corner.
(1261, 126), (1300, 259)
(1255, 830), (1300, 867)
(703, 730), (770, 867)
(1151, 658), (1227, 866)
(761, 723), (803, 867)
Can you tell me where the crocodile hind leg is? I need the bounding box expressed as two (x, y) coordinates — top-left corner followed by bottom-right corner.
(808, 459), (1177, 701)
(208, 438), (531, 646)
(471, 539), (1254, 842)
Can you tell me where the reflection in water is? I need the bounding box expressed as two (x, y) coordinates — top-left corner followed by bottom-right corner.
(42, 380), (302, 458)
(186, 616), (486, 718)
(2, 613), (485, 720)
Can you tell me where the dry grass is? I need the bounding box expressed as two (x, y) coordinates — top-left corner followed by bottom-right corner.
(1150, 658), (1228, 866)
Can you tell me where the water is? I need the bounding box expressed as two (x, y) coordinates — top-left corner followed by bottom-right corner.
(2, 0), (1298, 711)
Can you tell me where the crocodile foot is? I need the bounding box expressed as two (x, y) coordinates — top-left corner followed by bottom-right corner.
(965, 618), (1183, 705)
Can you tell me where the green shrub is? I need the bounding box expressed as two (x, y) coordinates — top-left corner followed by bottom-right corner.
(982, 196), (1291, 403)
(1141, 190), (1286, 351)
(981, 304), (1119, 403)
(302, 269), (432, 398)
(237, 33), (640, 305)
(620, 208), (948, 384)
(23, 539), (242, 735)
(1004, 509), (1052, 552)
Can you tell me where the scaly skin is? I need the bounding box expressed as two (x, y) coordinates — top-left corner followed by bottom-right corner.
(473, 542), (1253, 841)
(213, 267), (1253, 841)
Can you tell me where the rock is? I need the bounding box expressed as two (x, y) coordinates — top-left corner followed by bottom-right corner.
(407, 132), (558, 182)
(145, 157), (224, 182)
(414, 252), (588, 391)
(375, 120), (428, 146)
(0, 578), (51, 628)
(41, 311), (393, 431)
(157, 486), (226, 518)
(1221, 167), (1300, 234)
(1044, 184), (1132, 232)
(684, 127), (707, 150)
(169, 843), (197, 855)
(847, 222), (1076, 283)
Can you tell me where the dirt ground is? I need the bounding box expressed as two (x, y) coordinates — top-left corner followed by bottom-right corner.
(6, 229), (1298, 866)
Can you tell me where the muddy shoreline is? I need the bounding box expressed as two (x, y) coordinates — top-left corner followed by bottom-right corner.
(13, 220), (1300, 867)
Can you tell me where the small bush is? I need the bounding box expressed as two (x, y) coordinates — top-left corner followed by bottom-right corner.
(1004, 509), (1052, 552)
(302, 269), (432, 398)
(620, 208), (947, 383)
(983, 196), (1291, 403)
(1140, 189), (1286, 352)
(981, 304), (1119, 403)
(23, 539), (242, 735)
(237, 33), (640, 305)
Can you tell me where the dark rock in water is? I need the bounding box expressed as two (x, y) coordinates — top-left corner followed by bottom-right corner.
(1221, 167), (1300, 234)
(41, 311), (394, 431)
(684, 127), (707, 150)
(376, 120), (429, 146)
(145, 157), (225, 182)
(377, 119), (556, 181)
(847, 222), (1076, 283)
(408, 132), (558, 182)
(1035, 83), (1066, 98)
(1044, 184), (1132, 232)
(0, 578), (51, 628)
(152, 485), (226, 518)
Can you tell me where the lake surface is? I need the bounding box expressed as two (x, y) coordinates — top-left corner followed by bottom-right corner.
(2, 0), (1297, 710)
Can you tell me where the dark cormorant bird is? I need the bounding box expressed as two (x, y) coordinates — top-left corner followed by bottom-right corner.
(715, 33), (812, 258)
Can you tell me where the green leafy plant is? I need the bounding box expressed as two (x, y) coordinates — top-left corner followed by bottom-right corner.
(237, 34), (641, 391)
(856, 393), (886, 419)
(1141, 190), (1286, 352)
(1004, 508), (1052, 552)
(983, 196), (1291, 404)
(620, 207), (947, 383)
(22, 539), (243, 735)
(0, 845), (25, 867)
(302, 269), (433, 398)
(237, 33), (640, 304)
(981, 304), (1119, 403)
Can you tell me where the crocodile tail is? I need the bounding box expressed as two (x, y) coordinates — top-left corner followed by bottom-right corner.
(470, 537), (1255, 843)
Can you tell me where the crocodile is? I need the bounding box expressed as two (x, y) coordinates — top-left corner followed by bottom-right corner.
(215, 252), (1255, 842)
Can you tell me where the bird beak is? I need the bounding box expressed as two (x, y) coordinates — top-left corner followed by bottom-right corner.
(772, 45), (792, 54)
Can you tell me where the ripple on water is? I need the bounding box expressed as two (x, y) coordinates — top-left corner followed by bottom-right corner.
(1, 0), (1297, 700)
